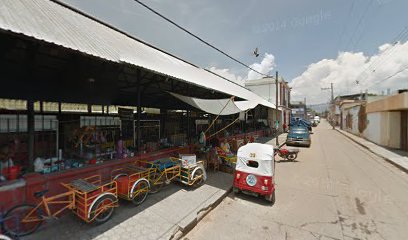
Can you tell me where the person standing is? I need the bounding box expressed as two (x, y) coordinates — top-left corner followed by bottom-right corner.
(0, 144), (14, 181)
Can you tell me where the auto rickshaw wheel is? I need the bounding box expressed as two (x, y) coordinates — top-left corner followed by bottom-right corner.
(149, 172), (164, 194)
(265, 191), (275, 205)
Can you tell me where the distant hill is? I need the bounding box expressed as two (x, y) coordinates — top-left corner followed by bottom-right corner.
(307, 103), (329, 114)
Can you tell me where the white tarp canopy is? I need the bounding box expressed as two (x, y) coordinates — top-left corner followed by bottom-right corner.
(0, 0), (276, 110)
(236, 143), (275, 176)
(169, 92), (258, 115)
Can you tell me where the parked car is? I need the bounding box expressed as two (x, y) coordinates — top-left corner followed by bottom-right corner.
(290, 118), (312, 131)
(286, 126), (311, 147)
(314, 116), (320, 123)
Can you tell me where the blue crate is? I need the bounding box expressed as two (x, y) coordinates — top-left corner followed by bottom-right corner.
(148, 158), (177, 171)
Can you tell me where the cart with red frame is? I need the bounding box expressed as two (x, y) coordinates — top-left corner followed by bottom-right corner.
(233, 143), (275, 203)
(3, 175), (118, 237)
(62, 175), (119, 223)
(111, 162), (152, 205)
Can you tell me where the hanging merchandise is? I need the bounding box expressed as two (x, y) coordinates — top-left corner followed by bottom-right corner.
(199, 131), (206, 145)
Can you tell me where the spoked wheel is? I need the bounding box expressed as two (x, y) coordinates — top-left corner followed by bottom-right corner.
(265, 191), (276, 205)
(149, 172), (164, 194)
(287, 153), (298, 161)
(192, 168), (204, 187)
(3, 204), (43, 237)
(90, 195), (117, 224)
(131, 180), (149, 205)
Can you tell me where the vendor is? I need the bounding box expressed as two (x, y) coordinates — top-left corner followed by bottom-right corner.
(220, 139), (232, 155)
(0, 144), (14, 181)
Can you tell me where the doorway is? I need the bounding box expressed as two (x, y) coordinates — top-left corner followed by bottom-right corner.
(401, 111), (408, 151)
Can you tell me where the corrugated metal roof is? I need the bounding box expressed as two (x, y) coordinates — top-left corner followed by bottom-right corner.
(0, 0), (275, 109)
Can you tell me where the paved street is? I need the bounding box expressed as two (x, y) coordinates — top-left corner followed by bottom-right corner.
(185, 120), (408, 240)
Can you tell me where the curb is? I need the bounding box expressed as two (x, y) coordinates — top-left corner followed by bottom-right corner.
(335, 129), (408, 174)
(171, 186), (232, 240)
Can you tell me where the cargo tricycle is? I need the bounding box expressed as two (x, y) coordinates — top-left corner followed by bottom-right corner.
(3, 175), (118, 237)
(233, 143), (276, 203)
(141, 157), (206, 193)
(111, 163), (152, 205)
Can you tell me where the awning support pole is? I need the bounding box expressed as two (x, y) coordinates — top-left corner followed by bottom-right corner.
(137, 69), (141, 152)
(187, 110), (191, 144)
(27, 100), (35, 172)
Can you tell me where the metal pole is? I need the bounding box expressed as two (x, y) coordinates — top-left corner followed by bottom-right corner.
(275, 71), (279, 146)
(331, 83), (334, 129)
(137, 70), (142, 151)
(187, 110), (191, 144)
(27, 100), (35, 172)
(331, 83), (334, 103)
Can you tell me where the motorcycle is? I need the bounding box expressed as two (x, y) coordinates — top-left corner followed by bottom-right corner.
(274, 143), (300, 161)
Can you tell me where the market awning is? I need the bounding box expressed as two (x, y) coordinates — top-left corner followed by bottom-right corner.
(169, 92), (258, 115)
(0, 0), (275, 109)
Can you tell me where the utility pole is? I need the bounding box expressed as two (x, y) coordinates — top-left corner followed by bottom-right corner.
(275, 71), (279, 146)
(330, 82), (334, 103)
(321, 83), (334, 129)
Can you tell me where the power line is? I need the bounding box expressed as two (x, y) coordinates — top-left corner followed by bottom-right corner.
(351, 3), (380, 51)
(367, 28), (408, 70)
(337, 1), (355, 51)
(345, 0), (374, 51)
(382, 65), (408, 81)
(355, 26), (408, 84)
(132, 0), (270, 78)
(366, 64), (408, 92)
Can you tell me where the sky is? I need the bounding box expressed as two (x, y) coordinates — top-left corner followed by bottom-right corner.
(62, 0), (408, 105)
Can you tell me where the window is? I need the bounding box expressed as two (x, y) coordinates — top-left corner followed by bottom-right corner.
(247, 160), (259, 168)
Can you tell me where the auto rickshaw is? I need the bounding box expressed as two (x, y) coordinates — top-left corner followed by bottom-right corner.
(233, 143), (275, 203)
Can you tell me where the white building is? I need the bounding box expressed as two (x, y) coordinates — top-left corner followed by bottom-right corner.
(245, 77), (291, 130)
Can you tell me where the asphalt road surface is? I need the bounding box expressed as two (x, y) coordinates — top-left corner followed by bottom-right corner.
(185, 120), (408, 240)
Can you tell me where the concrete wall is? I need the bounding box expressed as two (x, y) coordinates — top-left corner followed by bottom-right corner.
(365, 111), (401, 148)
(342, 105), (402, 149)
(341, 105), (361, 135)
(367, 92), (408, 113)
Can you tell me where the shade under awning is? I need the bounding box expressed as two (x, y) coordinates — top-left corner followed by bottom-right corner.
(169, 92), (258, 115)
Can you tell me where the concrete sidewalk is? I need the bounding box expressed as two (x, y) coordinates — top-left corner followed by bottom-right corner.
(23, 172), (232, 240)
(336, 128), (408, 172)
(256, 132), (287, 146)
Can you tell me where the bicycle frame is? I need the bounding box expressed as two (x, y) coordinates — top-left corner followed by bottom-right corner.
(22, 191), (75, 223)
(139, 159), (181, 184)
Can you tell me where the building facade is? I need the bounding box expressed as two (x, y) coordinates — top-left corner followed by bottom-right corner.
(340, 90), (408, 151)
(245, 77), (291, 130)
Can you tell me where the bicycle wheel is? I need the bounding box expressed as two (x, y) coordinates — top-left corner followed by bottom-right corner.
(192, 168), (204, 187)
(3, 204), (43, 237)
(89, 194), (117, 224)
(131, 179), (149, 205)
(149, 172), (164, 194)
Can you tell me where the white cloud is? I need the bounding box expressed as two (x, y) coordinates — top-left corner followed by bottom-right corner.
(208, 66), (245, 86)
(290, 41), (408, 104)
(247, 53), (276, 80)
(207, 53), (277, 87)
